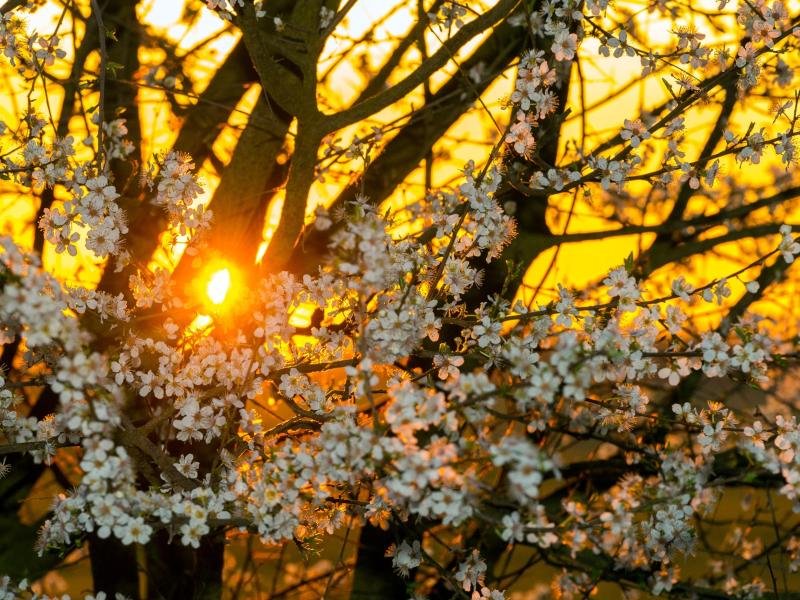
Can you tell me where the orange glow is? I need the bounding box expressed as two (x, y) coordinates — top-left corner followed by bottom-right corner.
(188, 314), (213, 332)
(206, 268), (231, 305)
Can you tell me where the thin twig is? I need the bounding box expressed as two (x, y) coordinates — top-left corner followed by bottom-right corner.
(90, 0), (106, 173)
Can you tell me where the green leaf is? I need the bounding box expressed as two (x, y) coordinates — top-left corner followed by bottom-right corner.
(623, 251), (635, 274)
(106, 61), (125, 78)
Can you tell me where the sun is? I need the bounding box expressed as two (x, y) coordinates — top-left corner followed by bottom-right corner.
(206, 268), (231, 305)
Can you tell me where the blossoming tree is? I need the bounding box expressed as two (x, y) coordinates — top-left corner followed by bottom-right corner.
(1, 0), (800, 598)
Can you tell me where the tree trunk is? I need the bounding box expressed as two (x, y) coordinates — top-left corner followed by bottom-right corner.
(349, 525), (408, 600)
(145, 531), (225, 600)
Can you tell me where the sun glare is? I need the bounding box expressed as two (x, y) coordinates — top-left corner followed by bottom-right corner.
(206, 268), (231, 305)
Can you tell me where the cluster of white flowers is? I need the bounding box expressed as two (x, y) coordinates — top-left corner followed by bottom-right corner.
(0, 112), (134, 260)
(6, 155), (795, 592)
(508, 0), (800, 202)
(148, 152), (209, 238)
(505, 52), (559, 157)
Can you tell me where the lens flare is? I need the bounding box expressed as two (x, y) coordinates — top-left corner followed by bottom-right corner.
(206, 268), (231, 305)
